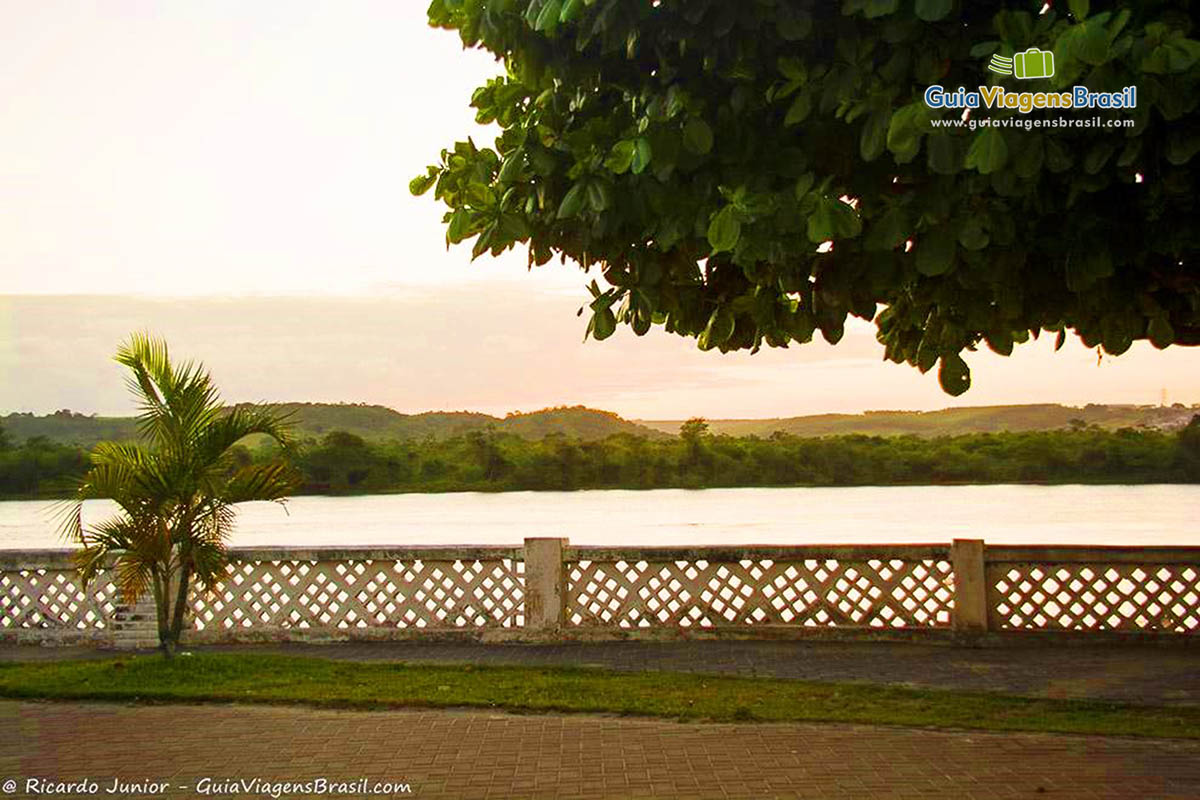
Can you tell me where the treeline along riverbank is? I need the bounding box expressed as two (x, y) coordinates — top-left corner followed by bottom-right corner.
(3, 417), (1199, 499)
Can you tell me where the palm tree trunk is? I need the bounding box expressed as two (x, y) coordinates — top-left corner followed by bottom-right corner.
(167, 562), (193, 655)
(151, 570), (170, 655)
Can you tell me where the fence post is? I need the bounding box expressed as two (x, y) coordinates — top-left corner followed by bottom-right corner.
(524, 537), (567, 631)
(951, 538), (988, 633)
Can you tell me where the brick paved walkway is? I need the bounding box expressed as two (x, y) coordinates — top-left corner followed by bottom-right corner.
(7, 639), (1193, 706)
(4, 700), (1199, 799)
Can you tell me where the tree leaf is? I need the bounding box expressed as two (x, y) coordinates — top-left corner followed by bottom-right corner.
(1147, 315), (1174, 349)
(926, 131), (961, 175)
(557, 182), (588, 219)
(1067, 0), (1088, 18)
(957, 219), (989, 251)
(914, 0), (953, 22)
(683, 117), (714, 155)
(604, 141), (636, 174)
(938, 353), (971, 396)
(1166, 128), (1200, 166)
(707, 206), (742, 253)
(794, 172), (815, 200)
(965, 128), (1008, 174)
(498, 148), (525, 183)
(777, 57), (806, 82)
(631, 137), (652, 174)
(807, 198), (861, 243)
(984, 331), (1013, 356)
(864, 0), (900, 19)
(1012, 137), (1044, 179)
(1065, 249), (1113, 291)
(534, 0), (562, 32)
(409, 172), (436, 196)
(559, 0), (584, 23)
(784, 92), (812, 126)
(864, 207), (907, 251)
(915, 226), (957, 276)
(591, 307), (616, 340)
(807, 200), (835, 243)
(704, 307), (736, 345)
(886, 103), (931, 162)
(587, 181), (610, 212)
(859, 110), (889, 162)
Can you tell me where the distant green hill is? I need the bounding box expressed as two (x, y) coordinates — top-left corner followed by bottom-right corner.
(0, 410), (139, 446)
(638, 404), (1200, 438)
(1, 404), (665, 446)
(6, 402), (1197, 448)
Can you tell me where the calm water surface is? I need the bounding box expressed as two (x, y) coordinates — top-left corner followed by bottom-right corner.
(1, 485), (1197, 549)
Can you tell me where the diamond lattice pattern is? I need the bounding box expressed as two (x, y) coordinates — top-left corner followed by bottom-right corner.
(567, 558), (954, 628)
(0, 568), (119, 629)
(990, 563), (1200, 632)
(190, 558), (525, 630)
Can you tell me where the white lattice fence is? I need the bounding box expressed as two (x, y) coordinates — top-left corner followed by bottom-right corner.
(988, 560), (1200, 633)
(566, 548), (954, 629)
(5, 542), (1198, 642)
(192, 554), (525, 631)
(0, 567), (119, 630)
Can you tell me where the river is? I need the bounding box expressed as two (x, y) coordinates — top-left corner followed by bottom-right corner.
(1, 484), (1197, 549)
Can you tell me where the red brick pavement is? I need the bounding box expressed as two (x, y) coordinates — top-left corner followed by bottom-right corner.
(3, 700), (1198, 799)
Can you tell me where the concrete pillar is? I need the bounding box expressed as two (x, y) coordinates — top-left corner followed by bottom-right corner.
(952, 538), (988, 633)
(524, 537), (567, 631)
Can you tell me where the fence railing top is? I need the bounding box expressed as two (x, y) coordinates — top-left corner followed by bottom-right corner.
(565, 543), (954, 562)
(223, 545), (526, 562)
(985, 544), (1200, 565)
(5, 542), (1199, 571)
(0, 545), (526, 570)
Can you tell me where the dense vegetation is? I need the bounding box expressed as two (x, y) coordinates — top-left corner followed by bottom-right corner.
(5, 416), (1198, 499)
(417, 1), (1200, 395)
(0, 431), (90, 498)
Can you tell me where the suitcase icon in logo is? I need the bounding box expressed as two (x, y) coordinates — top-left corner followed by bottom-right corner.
(1013, 48), (1055, 79)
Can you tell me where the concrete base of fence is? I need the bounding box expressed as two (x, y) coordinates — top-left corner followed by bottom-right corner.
(0, 630), (112, 647)
(6, 626), (1198, 651)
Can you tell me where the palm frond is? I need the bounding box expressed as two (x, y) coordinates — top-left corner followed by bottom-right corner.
(195, 405), (294, 467)
(113, 554), (156, 605)
(73, 544), (110, 588)
(51, 497), (85, 546)
(193, 499), (238, 547)
(115, 333), (175, 446)
(189, 537), (231, 590)
(72, 514), (164, 596)
(88, 442), (167, 496)
(220, 461), (302, 505)
(116, 333), (225, 455)
(53, 455), (148, 545)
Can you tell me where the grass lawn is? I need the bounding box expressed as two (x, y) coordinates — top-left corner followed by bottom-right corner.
(0, 653), (1196, 739)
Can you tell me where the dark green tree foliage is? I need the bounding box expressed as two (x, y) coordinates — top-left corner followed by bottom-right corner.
(414, 0), (1200, 394)
(0, 436), (89, 497)
(1179, 413), (1200, 477)
(6, 424), (1199, 496)
(279, 425), (1200, 491)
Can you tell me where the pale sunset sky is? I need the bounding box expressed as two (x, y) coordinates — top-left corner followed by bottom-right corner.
(2, 2), (1197, 419)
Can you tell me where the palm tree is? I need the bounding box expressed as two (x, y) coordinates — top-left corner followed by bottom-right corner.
(59, 334), (299, 657)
